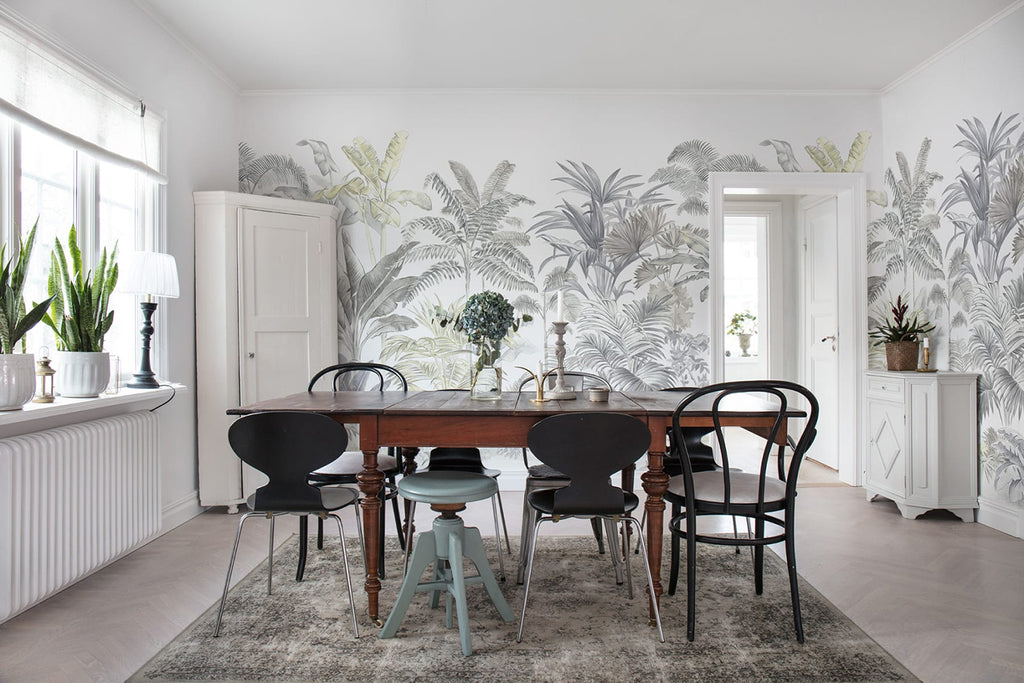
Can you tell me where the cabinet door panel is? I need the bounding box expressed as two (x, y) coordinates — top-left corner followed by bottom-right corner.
(866, 398), (905, 498)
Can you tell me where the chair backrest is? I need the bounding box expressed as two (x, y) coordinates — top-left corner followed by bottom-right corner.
(670, 380), (818, 509)
(527, 412), (650, 515)
(517, 371), (610, 393)
(427, 447), (484, 473)
(660, 386), (713, 467)
(307, 362), (408, 392)
(228, 411), (349, 511)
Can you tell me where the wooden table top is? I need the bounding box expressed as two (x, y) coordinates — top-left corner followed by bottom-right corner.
(229, 389), (801, 418)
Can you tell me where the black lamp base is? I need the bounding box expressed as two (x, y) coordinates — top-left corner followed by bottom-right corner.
(127, 301), (161, 389)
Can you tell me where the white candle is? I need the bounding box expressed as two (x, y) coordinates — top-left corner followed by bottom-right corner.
(538, 361), (544, 379)
(923, 337), (930, 349)
(556, 290), (564, 321)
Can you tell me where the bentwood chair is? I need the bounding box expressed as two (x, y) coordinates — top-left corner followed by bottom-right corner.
(405, 447), (511, 581)
(215, 411), (360, 638)
(299, 362), (407, 580)
(515, 371), (622, 584)
(517, 412), (664, 643)
(667, 380), (818, 642)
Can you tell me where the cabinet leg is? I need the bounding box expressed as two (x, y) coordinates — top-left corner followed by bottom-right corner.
(895, 502), (928, 519)
(950, 508), (976, 523)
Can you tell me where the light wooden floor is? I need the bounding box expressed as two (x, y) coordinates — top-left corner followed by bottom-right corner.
(1, 484), (1022, 682)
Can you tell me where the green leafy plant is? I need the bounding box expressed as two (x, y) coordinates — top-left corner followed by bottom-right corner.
(726, 310), (757, 336)
(42, 225), (118, 352)
(0, 220), (55, 354)
(868, 295), (934, 344)
(436, 291), (531, 370)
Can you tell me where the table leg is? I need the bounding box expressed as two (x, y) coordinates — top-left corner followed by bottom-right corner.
(641, 444), (668, 625)
(358, 448), (383, 625)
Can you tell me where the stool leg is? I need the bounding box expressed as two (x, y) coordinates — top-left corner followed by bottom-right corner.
(380, 531), (437, 640)
(403, 501), (417, 576)
(462, 526), (515, 623)
(448, 531), (473, 656)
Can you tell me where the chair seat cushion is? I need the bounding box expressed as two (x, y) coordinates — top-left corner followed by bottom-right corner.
(666, 471), (787, 506)
(527, 488), (639, 515)
(245, 485), (358, 513)
(397, 471), (497, 504)
(309, 451), (400, 482)
(527, 463), (570, 480)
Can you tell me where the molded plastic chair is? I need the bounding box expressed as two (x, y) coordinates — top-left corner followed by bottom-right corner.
(668, 380), (818, 642)
(299, 362), (408, 580)
(517, 412), (664, 643)
(214, 411), (360, 638)
(381, 471), (515, 656)
(515, 371), (622, 584)
(408, 447), (511, 580)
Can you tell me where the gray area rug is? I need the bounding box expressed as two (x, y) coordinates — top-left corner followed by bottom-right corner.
(132, 535), (917, 682)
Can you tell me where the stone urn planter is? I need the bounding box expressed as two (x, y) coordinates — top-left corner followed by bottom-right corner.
(54, 351), (110, 398)
(0, 353), (37, 410)
(884, 340), (919, 371)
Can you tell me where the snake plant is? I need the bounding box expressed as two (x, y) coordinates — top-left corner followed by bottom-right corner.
(0, 220), (55, 354)
(42, 225), (118, 352)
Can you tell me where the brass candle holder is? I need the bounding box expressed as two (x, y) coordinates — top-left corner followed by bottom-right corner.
(516, 366), (560, 403)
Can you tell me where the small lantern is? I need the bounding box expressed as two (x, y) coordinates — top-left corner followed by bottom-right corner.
(34, 349), (55, 403)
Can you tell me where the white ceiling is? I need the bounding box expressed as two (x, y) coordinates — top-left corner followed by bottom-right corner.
(137, 0), (1019, 92)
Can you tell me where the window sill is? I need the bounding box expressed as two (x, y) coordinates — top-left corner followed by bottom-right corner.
(0, 385), (179, 439)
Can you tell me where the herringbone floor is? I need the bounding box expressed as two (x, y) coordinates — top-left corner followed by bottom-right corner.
(1, 483), (1022, 683)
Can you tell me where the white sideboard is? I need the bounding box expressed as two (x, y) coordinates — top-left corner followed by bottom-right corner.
(194, 191), (339, 509)
(864, 370), (978, 522)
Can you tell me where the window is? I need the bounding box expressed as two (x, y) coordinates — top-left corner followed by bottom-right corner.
(3, 117), (157, 382)
(0, 14), (165, 385)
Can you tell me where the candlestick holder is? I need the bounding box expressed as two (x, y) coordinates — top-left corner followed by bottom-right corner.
(515, 366), (560, 403)
(548, 322), (577, 400)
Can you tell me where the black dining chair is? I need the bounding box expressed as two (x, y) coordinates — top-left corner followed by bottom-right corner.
(667, 380), (818, 642)
(515, 371), (623, 584)
(517, 412), (664, 643)
(299, 362), (408, 580)
(214, 411), (360, 638)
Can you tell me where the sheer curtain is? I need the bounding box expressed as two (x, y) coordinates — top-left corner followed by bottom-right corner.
(0, 10), (165, 183)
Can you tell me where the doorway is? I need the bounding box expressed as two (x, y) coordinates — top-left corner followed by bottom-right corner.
(709, 173), (867, 485)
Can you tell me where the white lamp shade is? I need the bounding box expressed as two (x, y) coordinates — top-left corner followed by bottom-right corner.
(119, 251), (179, 298)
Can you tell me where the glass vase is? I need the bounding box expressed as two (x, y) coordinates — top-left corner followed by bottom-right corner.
(470, 341), (502, 400)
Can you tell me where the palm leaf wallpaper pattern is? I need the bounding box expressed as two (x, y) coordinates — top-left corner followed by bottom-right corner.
(239, 112), (1024, 507)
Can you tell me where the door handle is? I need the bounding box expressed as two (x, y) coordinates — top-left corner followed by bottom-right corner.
(821, 335), (837, 351)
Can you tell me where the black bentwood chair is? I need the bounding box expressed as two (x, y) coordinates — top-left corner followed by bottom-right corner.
(517, 412), (664, 643)
(300, 362), (408, 580)
(515, 371), (621, 584)
(668, 380), (818, 642)
(215, 411), (360, 638)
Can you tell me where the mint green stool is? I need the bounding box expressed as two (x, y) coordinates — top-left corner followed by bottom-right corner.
(380, 471), (515, 655)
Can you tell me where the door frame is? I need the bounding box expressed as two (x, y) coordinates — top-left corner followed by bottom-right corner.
(709, 172), (867, 485)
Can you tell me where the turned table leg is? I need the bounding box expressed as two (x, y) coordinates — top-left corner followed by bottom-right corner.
(358, 448), (383, 624)
(641, 443), (668, 624)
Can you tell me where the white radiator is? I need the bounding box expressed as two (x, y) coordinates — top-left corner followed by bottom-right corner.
(0, 411), (160, 623)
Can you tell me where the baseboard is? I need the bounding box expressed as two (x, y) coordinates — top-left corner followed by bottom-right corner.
(161, 490), (204, 532)
(977, 497), (1024, 538)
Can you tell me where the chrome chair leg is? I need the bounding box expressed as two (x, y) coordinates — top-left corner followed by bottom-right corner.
(604, 517), (624, 585)
(267, 515), (276, 595)
(621, 518), (634, 599)
(214, 511), (258, 637)
(328, 512), (360, 638)
(490, 494), (506, 581)
(495, 488), (512, 554)
(627, 516), (664, 642)
(403, 501), (417, 576)
(516, 515), (550, 643)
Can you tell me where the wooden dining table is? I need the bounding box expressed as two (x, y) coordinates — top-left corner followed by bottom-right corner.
(229, 388), (797, 625)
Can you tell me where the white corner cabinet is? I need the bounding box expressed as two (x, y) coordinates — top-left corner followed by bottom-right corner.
(194, 191), (339, 509)
(864, 370), (979, 522)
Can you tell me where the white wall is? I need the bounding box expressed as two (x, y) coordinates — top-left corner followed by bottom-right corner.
(1, 0), (239, 528)
(881, 4), (1024, 537)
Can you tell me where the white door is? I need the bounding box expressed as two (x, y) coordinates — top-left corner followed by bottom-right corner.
(238, 208), (332, 404)
(801, 196), (839, 470)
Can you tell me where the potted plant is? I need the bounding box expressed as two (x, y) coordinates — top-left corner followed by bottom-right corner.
(869, 294), (934, 371)
(42, 225), (118, 397)
(727, 310), (757, 357)
(438, 291), (530, 399)
(0, 221), (55, 410)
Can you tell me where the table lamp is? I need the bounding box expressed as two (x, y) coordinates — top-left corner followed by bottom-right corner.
(120, 251), (179, 389)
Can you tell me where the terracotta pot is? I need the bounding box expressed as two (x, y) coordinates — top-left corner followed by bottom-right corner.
(884, 341), (919, 371)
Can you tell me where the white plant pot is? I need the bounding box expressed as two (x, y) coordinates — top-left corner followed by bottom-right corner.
(54, 351), (110, 398)
(0, 353), (37, 410)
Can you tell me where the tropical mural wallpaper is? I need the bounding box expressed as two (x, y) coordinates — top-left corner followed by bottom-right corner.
(239, 110), (1024, 515)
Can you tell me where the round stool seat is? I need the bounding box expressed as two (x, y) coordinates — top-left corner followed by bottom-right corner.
(398, 471), (497, 505)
